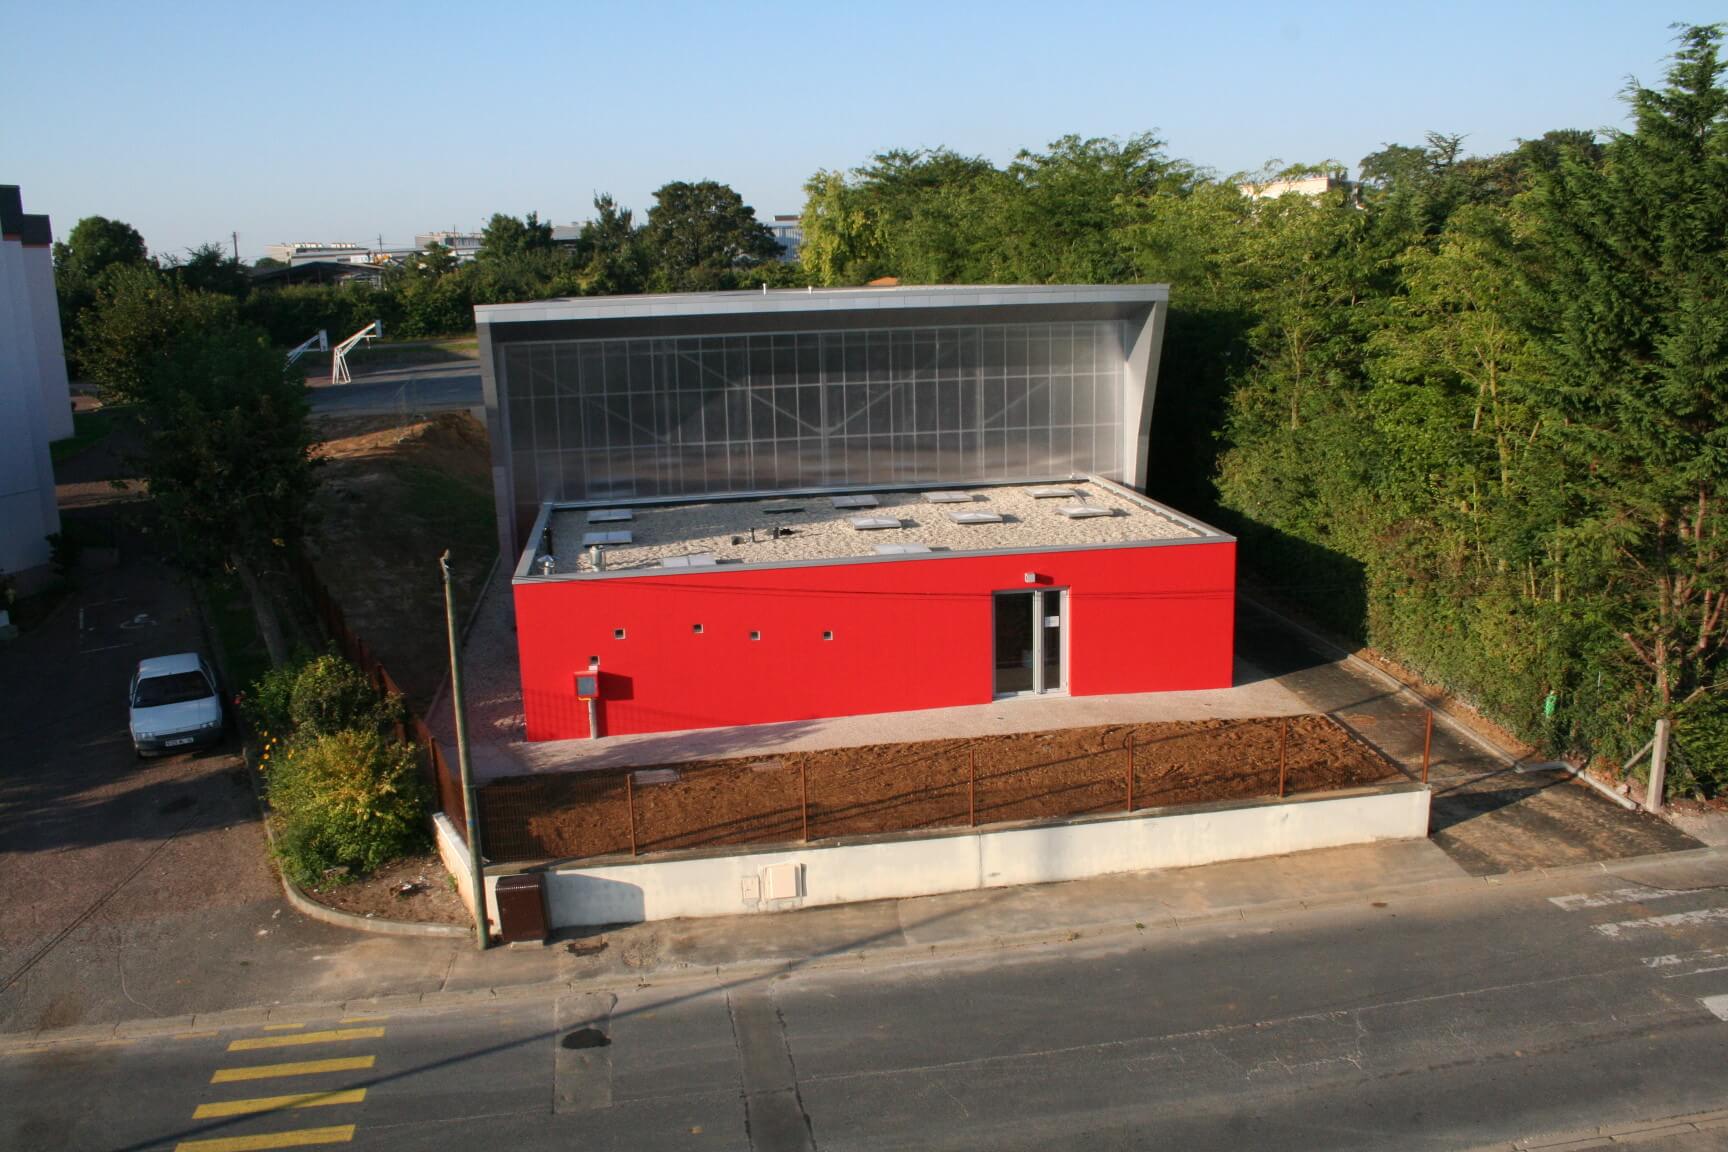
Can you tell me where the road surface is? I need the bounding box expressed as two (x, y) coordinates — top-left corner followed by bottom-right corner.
(6, 847), (1726, 1151)
(307, 364), (482, 417)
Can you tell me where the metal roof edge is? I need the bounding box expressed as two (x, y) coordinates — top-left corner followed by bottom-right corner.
(476, 284), (1169, 325)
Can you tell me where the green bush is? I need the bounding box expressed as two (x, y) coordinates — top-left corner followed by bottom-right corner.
(240, 662), (299, 737)
(289, 653), (400, 736)
(265, 727), (430, 885)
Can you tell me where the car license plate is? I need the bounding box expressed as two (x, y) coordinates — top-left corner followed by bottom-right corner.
(165, 736), (195, 747)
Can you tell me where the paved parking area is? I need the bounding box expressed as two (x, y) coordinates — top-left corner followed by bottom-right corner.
(0, 537), (353, 1035)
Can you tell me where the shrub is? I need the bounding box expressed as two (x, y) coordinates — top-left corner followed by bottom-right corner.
(287, 653), (401, 737)
(265, 727), (430, 885)
(240, 662), (299, 736)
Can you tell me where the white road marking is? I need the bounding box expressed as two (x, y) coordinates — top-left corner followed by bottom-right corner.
(1668, 964), (1728, 980)
(1701, 995), (1728, 1021)
(1550, 886), (1700, 912)
(1644, 947), (1728, 969)
(1596, 906), (1728, 939)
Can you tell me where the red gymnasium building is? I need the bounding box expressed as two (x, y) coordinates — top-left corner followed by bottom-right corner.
(476, 285), (1235, 742)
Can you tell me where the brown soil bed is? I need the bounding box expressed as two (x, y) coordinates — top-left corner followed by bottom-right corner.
(299, 852), (470, 925)
(479, 714), (1407, 863)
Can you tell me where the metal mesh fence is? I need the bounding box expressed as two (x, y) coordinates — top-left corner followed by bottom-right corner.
(476, 713), (1425, 866)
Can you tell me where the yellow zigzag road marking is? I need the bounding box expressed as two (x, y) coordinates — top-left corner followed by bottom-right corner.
(261, 1024), (306, 1032)
(173, 1126), (354, 1151)
(211, 1056), (376, 1083)
(193, 1089), (366, 1119)
(228, 1028), (384, 1052)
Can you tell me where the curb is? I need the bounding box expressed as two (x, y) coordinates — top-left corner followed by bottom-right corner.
(5, 840), (1722, 1054)
(244, 749), (472, 941)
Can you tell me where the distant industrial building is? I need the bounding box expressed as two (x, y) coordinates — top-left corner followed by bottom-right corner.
(767, 214), (802, 260)
(1236, 173), (1353, 200)
(263, 241), (378, 266)
(0, 184), (71, 586)
(413, 231), (485, 262)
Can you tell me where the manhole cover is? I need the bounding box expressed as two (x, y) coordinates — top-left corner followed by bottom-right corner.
(561, 1027), (610, 1050)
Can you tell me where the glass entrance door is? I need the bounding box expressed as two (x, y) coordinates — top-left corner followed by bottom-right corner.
(993, 590), (1065, 696)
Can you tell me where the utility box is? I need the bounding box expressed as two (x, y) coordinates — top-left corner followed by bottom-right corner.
(494, 872), (549, 944)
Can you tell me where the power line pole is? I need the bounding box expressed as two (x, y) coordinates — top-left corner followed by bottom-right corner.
(232, 231), (239, 261)
(441, 550), (490, 950)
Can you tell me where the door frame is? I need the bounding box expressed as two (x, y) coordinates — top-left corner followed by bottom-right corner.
(993, 587), (1068, 698)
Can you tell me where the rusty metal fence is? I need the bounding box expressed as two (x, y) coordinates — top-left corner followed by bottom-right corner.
(290, 552), (467, 833)
(477, 712), (1432, 866)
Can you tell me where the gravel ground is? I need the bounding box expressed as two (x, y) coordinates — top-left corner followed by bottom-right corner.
(544, 479), (1210, 572)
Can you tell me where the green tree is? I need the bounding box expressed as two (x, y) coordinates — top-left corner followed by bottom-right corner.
(74, 264), (239, 405)
(643, 180), (780, 291)
(53, 215), (148, 284)
(139, 325), (317, 664)
(477, 211), (554, 262)
(1525, 24), (1728, 732)
(168, 242), (252, 298)
(576, 194), (647, 295)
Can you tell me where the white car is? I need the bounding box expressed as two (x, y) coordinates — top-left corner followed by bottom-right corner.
(129, 653), (226, 757)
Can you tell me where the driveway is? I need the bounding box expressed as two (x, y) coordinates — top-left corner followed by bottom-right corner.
(1234, 596), (1700, 874)
(0, 523), (359, 1035)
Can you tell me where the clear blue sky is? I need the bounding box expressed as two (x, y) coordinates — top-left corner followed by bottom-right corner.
(3, 1), (1720, 261)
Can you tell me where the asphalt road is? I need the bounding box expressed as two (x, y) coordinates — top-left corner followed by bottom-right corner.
(307, 364), (481, 417)
(6, 850), (1727, 1152)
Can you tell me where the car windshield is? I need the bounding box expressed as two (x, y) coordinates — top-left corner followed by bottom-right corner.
(133, 670), (212, 708)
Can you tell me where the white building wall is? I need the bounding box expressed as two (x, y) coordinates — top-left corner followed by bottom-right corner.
(23, 241), (73, 442)
(0, 234), (60, 579)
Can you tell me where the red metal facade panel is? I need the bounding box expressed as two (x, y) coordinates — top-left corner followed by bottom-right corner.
(515, 540), (1236, 742)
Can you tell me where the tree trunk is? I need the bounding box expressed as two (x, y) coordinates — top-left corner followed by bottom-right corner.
(233, 553), (290, 670)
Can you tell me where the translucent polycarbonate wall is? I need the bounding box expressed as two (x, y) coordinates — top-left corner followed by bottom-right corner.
(502, 321), (1127, 522)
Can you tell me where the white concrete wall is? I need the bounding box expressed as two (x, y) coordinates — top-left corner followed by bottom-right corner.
(526, 784), (1430, 929)
(434, 812), (500, 933)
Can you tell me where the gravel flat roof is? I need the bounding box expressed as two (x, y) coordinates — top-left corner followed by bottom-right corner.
(535, 480), (1215, 576)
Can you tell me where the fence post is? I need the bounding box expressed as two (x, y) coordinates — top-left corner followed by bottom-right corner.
(625, 772), (637, 857)
(1646, 717), (1671, 812)
(1422, 710), (1433, 785)
(1126, 733), (1135, 814)
(800, 761), (809, 843)
(1278, 718), (1288, 799)
(968, 748), (976, 828)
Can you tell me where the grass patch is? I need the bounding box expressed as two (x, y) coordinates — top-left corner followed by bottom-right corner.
(307, 413), (495, 710)
(51, 407), (122, 463)
(204, 572), (272, 694)
(399, 462), (496, 552)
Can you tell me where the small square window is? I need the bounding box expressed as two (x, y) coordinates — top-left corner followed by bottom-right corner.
(692, 623), (704, 634)
(749, 630), (761, 641)
(822, 630), (834, 641)
(613, 628), (626, 640)
(587, 655), (599, 665)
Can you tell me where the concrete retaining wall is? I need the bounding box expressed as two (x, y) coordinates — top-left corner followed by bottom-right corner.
(435, 813), (498, 932)
(515, 783), (1430, 929)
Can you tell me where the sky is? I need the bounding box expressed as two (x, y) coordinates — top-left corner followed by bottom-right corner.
(3, 1), (1721, 262)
